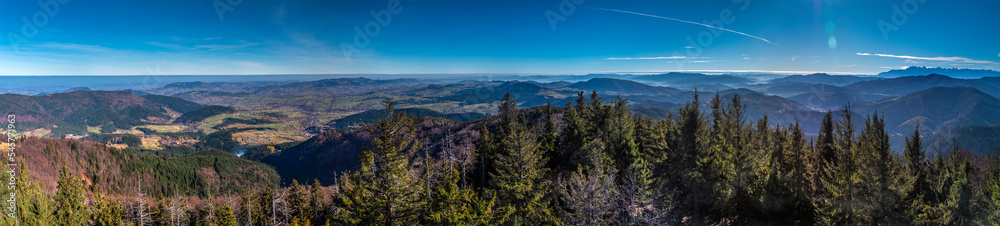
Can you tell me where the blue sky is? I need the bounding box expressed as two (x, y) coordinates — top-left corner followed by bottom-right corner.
(1, 0), (998, 75)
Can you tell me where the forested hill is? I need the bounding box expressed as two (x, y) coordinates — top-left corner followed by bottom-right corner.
(1, 135), (279, 197)
(268, 106), (551, 185)
(0, 91), (202, 136)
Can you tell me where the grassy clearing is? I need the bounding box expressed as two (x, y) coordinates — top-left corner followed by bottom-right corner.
(139, 124), (186, 133)
(231, 128), (308, 146)
(140, 136), (163, 150)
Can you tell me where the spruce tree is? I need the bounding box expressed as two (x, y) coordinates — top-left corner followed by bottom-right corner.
(91, 194), (123, 225)
(287, 179), (308, 222)
(475, 124), (495, 188)
(605, 97), (640, 187)
(560, 92), (591, 173)
(942, 143), (978, 225)
(774, 123), (816, 224)
(255, 187), (274, 225)
(425, 162), (496, 224)
(540, 99), (560, 171)
(335, 99), (423, 225)
(821, 105), (866, 225)
(53, 164), (89, 225)
(491, 95), (557, 225)
(983, 165), (1000, 223)
(816, 110), (836, 199)
(904, 125), (935, 221)
(588, 91), (606, 136)
(309, 179), (326, 224)
(817, 111), (836, 165)
(7, 162), (55, 225)
(658, 91), (714, 223)
(214, 205), (238, 226)
(859, 112), (904, 223)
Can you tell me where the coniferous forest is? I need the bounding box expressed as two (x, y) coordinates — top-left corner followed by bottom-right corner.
(5, 0), (1000, 225)
(3, 91), (999, 225)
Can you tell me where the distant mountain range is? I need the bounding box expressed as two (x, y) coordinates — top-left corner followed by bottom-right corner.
(630, 72), (754, 87)
(878, 66), (1000, 78)
(845, 74), (1000, 98)
(3, 68), (996, 156)
(855, 86), (1000, 135)
(438, 81), (561, 106)
(568, 78), (681, 96)
(767, 73), (878, 86)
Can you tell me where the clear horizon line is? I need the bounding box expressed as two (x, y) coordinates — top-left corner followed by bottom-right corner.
(0, 70), (881, 77)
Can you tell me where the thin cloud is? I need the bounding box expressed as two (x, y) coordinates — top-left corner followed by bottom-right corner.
(606, 56), (695, 60)
(147, 41), (183, 49)
(148, 39), (259, 51)
(193, 43), (258, 51)
(592, 7), (780, 46)
(856, 52), (998, 64)
(35, 43), (113, 52)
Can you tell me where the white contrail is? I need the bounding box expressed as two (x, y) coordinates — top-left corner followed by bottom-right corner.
(592, 7), (779, 46)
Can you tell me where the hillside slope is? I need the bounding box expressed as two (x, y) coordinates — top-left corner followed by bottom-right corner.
(855, 86), (1000, 134)
(846, 74), (1000, 98)
(2, 135), (278, 196)
(0, 91), (202, 136)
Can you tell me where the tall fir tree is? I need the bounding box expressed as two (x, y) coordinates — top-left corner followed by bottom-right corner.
(903, 124), (935, 222)
(214, 205), (238, 226)
(561, 91), (592, 173)
(942, 143), (979, 225)
(91, 194), (123, 225)
(335, 99), (424, 225)
(604, 97), (641, 188)
(657, 91), (715, 223)
(287, 179), (308, 222)
(255, 187), (274, 225)
(424, 161), (497, 224)
(309, 179), (326, 224)
(490, 94), (557, 225)
(816, 110), (836, 199)
(53, 164), (89, 225)
(858, 112), (904, 223)
(540, 99), (561, 171)
(983, 162), (1000, 223)
(821, 104), (867, 225)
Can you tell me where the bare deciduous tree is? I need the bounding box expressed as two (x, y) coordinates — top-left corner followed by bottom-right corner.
(617, 170), (671, 225)
(559, 159), (618, 226)
(130, 175), (151, 226)
(167, 189), (189, 226)
(271, 188), (291, 226)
